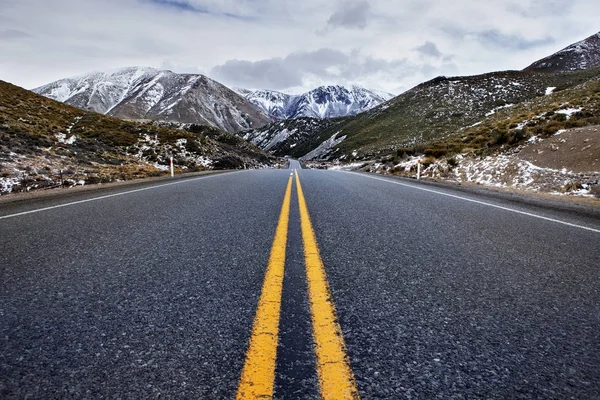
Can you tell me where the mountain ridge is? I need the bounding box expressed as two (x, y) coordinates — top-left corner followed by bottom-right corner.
(236, 85), (393, 120)
(525, 31), (600, 73)
(33, 67), (271, 133)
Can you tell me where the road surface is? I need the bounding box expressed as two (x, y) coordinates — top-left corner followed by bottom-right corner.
(1, 161), (599, 399)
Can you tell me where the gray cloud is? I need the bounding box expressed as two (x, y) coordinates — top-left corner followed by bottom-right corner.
(211, 48), (456, 94)
(1, 0), (599, 93)
(0, 29), (31, 40)
(476, 30), (555, 50)
(509, 0), (575, 17)
(438, 25), (555, 51)
(212, 57), (303, 89)
(326, 1), (370, 30)
(211, 49), (351, 89)
(415, 41), (442, 58)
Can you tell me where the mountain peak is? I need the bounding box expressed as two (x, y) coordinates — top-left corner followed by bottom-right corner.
(524, 31), (600, 73)
(33, 68), (270, 132)
(241, 85), (393, 120)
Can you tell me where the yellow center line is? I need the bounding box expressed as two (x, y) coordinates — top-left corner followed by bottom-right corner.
(295, 170), (360, 400)
(236, 176), (293, 400)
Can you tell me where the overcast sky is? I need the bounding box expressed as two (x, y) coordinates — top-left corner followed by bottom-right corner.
(1, 0), (599, 94)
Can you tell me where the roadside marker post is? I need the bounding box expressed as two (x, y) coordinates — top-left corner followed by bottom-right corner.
(170, 156), (174, 177)
(417, 158), (421, 180)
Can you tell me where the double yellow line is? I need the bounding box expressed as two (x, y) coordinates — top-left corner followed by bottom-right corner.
(236, 171), (359, 400)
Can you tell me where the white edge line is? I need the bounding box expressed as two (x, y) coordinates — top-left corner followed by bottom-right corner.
(338, 171), (600, 234)
(0, 171), (241, 220)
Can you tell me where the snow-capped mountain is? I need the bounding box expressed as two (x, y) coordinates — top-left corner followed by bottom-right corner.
(241, 85), (394, 120)
(525, 31), (600, 73)
(33, 67), (271, 133)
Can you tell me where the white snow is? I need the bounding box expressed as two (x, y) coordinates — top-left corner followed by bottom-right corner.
(328, 162), (365, 171)
(301, 132), (346, 160)
(555, 107), (582, 119)
(243, 85), (392, 119)
(262, 128), (297, 151)
(485, 103), (514, 117)
(54, 133), (76, 144)
(545, 87), (556, 95)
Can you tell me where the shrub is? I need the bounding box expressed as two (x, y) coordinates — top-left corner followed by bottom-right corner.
(421, 157), (435, 167)
(552, 113), (567, 122)
(424, 148), (447, 158)
(542, 121), (564, 136)
(492, 130), (508, 146)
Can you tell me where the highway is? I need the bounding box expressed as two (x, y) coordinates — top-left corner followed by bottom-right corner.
(1, 160), (599, 399)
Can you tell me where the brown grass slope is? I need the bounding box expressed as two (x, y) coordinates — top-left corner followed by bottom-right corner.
(323, 68), (600, 161)
(0, 81), (272, 194)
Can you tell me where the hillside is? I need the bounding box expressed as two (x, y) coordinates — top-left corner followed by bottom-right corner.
(242, 117), (348, 157)
(264, 68), (599, 161)
(241, 85), (393, 120)
(0, 81), (273, 194)
(525, 31), (600, 73)
(33, 67), (271, 133)
(334, 76), (600, 197)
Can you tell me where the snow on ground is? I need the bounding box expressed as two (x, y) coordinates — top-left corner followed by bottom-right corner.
(301, 132), (346, 160)
(327, 162), (366, 171)
(430, 152), (598, 197)
(485, 103), (514, 116)
(545, 87), (556, 95)
(0, 176), (19, 194)
(55, 133), (77, 144)
(195, 156), (213, 168)
(555, 107), (582, 119)
(264, 128), (297, 151)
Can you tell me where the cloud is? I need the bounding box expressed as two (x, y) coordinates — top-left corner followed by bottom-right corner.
(211, 49), (351, 90)
(0, 29), (31, 40)
(415, 41), (442, 58)
(1, 0), (599, 93)
(140, 0), (285, 20)
(144, 0), (206, 13)
(475, 30), (555, 50)
(211, 48), (457, 94)
(509, 0), (575, 17)
(325, 1), (370, 30)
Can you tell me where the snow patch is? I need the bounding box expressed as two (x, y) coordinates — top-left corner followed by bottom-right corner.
(301, 132), (346, 160)
(555, 107), (582, 119)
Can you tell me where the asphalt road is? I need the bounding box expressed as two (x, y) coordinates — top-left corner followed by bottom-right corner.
(1, 162), (599, 399)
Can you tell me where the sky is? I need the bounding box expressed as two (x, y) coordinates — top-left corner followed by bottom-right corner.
(1, 0), (599, 95)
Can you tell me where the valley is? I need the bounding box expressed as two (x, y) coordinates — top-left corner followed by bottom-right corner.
(3, 32), (600, 199)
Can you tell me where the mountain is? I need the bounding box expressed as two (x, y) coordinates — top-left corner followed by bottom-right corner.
(0, 80), (273, 194)
(525, 31), (600, 73)
(243, 68), (600, 160)
(33, 67), (271, 133)
(355, 75), (600, 197)
(241, 85), (393, 120)
(242, 117), (345, 156)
